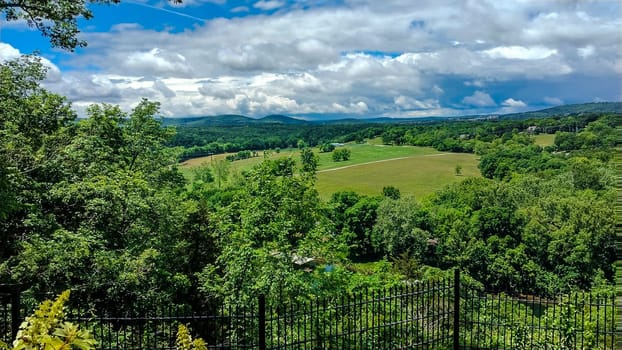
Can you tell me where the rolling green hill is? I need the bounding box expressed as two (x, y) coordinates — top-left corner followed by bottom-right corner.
(163, 102), (621, 127)
(162, 114), (309, 127)
(501, 102), (621, 119)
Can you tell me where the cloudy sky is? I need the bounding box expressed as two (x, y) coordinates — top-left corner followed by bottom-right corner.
(1, 0), (620, 119)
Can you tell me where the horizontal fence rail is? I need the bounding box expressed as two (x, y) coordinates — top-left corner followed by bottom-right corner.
(1, 271), (616, 349)
(63, 305), (258, 350)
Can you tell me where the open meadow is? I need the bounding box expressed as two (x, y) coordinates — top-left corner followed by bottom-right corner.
(180, 141), (481, 199)
(315, 151), (480, 199)
(533, 133), (556, 147)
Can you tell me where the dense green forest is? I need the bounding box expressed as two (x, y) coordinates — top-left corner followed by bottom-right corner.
(0, 56), (618, 316)
(171, 123), (378, 160)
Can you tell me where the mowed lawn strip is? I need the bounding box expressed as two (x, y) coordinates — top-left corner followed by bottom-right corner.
(315, 152), (480, 200)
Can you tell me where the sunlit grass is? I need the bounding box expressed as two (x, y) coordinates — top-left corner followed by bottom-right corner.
(179, 142), (481, 199)
(533, 133), (555, 147)
(315, 151), (480, 200)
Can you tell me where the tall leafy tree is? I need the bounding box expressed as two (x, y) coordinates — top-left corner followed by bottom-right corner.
(299, 148), (319, 175)
(342, 196), (381, 261)
(373, 196), (430, 260)
(0, 56), (196, 311)
(0, 56), (75, 259)
(199, 158), (345, 305)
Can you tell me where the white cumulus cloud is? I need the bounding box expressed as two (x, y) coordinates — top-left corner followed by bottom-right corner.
(462, 91), (496, 107)
(483, 46), (557, 60)
(0, 43), (61, 82)
(394, 96), (440, 110)
(15, 0), (619, 117)
(153, 80), (177, 98)
(0, 43), (21, 61)
(124, 48), (191, 76)
(502, 98), (527, 107)
(253, 0), (284, 11)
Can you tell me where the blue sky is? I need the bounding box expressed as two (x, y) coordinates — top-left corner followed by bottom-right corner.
(1, 0), (620, 119)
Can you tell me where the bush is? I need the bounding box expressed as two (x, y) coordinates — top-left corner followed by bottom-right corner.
(225, 150), (255, 162)
(332, 148), (351, 162)
(319, 143), (335, 153)
(382, 186), (401, 200)
(2, 290), (96, 350)
(176, 324), (207, 350)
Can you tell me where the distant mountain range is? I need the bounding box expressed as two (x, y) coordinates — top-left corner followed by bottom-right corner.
(499, 102), (621, 119)
(162, 102), (621, 127)
(161, 114), (308, 127)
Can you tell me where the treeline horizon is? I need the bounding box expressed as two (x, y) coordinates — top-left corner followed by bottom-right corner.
(172, 110), (610, 161)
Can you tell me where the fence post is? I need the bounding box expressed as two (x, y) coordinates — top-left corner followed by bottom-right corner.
(1, 284), (21, 341)
(615, 123), (622, 350)
(453, 269), (460, 350)
(258, 294), (266, 350)
(12, 287), (20, 340)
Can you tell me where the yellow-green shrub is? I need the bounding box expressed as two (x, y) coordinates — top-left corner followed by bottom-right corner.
(1, 290), (96, 350)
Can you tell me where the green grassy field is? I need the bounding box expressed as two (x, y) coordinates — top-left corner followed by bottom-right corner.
(179, 142), (481, 199)
(179, 148), (300, 174)
(315, 150), (480, 200)
(533, 133), (555, 147)
(316, 143), (439, 170)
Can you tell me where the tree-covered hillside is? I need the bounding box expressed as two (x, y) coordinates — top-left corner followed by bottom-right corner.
(169, 103), (619, 161)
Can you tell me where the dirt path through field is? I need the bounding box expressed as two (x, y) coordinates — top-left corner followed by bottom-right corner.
(317, 153), (452, 173)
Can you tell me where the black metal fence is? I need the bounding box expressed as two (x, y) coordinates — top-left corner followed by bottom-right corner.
(459, 286), (616, 349)
(1, 271), (616, 349)
(260, 280), (454, 350)
(0, 284), (20, 343)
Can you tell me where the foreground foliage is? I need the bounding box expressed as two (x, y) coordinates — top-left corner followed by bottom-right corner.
(175, 325), (207, 350)
(0, 290), (96, 350)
